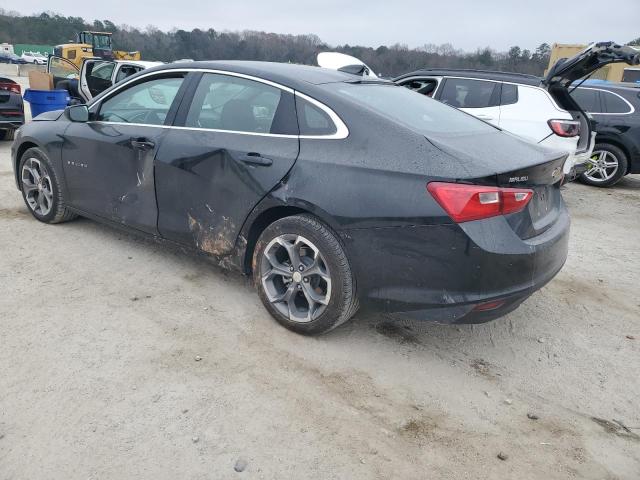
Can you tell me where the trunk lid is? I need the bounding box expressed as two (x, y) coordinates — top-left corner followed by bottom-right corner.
(543, 42), (640, 88)
(427, 131), (566, 239)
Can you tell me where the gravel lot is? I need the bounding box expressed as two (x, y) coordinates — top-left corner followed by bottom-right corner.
(1, 110), (639, 478)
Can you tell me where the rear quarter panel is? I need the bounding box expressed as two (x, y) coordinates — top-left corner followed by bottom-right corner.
(499, 85), (571, 143)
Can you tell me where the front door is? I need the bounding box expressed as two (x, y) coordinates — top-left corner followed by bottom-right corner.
(61, 73), (187, 234)
(47, 56), (81, 98)
(154, 71), (300, 255)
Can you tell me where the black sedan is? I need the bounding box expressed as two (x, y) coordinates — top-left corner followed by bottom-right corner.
(11, 61), (570, 335)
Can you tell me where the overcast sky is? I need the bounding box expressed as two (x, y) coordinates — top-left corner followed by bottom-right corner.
(12, 0), (640, 51)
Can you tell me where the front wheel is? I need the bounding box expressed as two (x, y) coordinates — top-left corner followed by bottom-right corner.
(253, 214), (358, 335)
(19, 147), (77, 224)
(579, 144), (628, 187)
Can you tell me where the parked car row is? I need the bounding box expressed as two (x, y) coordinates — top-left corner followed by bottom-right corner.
(0, 51), (27, 64)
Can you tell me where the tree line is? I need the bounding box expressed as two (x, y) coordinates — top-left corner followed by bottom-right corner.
(1, 10), (638, 77)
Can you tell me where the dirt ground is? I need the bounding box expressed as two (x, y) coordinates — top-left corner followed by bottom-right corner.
(1, 119), (639, 478)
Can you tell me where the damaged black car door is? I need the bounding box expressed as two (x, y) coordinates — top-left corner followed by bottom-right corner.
(60, 73), (187, 234)
(153, 72), (299, 255)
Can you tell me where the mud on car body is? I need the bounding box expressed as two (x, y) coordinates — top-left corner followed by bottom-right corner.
(13, 60), (572, 335)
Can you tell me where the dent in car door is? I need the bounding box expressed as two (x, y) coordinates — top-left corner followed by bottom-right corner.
(154, 72), (300, 256)
(62, 74), (187, 234)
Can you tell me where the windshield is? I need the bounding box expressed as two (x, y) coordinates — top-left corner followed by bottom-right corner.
(93, 34), (112, 49)
(329, 83), (497, 136)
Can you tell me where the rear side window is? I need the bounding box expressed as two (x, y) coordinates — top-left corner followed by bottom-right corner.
(296, 96), (337, 136)
(500, 84), (518, 106)
(401, 78), (439, 97)
(332, 83), (496, 136)
(570, 88), (602, 113)
(439, 78), (499, 108)
(601, 91), (632, 114)
(185, 73), (297, 135)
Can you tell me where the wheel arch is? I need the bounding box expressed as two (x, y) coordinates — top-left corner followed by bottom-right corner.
(240, 200), (340, 275)
(594, 136), (632, 174)
(13, 140), (39, 188)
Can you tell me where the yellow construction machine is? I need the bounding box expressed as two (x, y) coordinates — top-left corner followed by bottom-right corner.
(53, 31), (141, 69)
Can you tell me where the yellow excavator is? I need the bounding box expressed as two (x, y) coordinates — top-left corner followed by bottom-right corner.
(53, 31), (141, 69)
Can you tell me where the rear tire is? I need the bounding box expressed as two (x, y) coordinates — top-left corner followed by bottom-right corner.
(18, 147), (77, 224)
(253, 214), (358, 335)
(579, 143), (628, 187)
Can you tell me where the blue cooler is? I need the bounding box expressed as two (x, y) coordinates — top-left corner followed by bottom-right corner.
(23, 89), (70, 118)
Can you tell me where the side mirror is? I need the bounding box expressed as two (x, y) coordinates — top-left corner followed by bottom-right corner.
(67, 104), (89, 122)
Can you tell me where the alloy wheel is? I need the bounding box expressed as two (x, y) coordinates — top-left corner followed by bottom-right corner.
(21, 157), (54, 216)
(584, 150), (619, 183)
(261, 234), (331, 323)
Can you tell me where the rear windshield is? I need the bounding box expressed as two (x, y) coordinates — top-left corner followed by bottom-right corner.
(329, 83), (497, 136)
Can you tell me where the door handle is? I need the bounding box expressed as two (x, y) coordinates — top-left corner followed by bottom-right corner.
(239, 152), (273, 166)
(130, 137), (155, 150)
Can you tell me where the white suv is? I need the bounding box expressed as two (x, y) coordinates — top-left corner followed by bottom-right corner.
(395, 71), (580, 164)
(393, 43), (640, 178)
(318, 43), (639, 179)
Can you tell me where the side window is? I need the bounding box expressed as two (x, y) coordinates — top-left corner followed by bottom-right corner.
(570, 88), (601, 113)
(401, 78), (439, 97)
(97, 75), (184, 125)
(185, 73), (296, 134)
(601, 91), (632, 114)
(439, 78), (499, 108)
(115, 65), (142, 84)
(49, 57), (79, 79)
(91, 63), (115, 80)
(296, 96), (337, 136)
(501, 84), (518, 106)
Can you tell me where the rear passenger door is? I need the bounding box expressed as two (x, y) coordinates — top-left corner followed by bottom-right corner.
(154, 71), (300, 255)
(436, 77), (501, 125)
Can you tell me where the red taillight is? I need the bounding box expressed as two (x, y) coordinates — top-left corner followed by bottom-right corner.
(473, 299), (506, 311)
(548, 119), (580, 137)
(0, 82), (21, 95)
(427, 182), (533, 223)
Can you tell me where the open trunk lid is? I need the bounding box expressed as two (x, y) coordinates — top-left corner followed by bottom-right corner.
(543, 42), (640, 88)
(542, 42), (640, 168)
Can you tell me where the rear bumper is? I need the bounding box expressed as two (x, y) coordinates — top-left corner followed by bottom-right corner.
(341, 205), (570, 323)
(539, 132), (595, 178)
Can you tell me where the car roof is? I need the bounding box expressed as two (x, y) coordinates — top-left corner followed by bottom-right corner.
(143, 60), (361, 88)
(575, 81), (640, 93)
(114, 60), (163, 68)
(394, 68), (542, 86)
